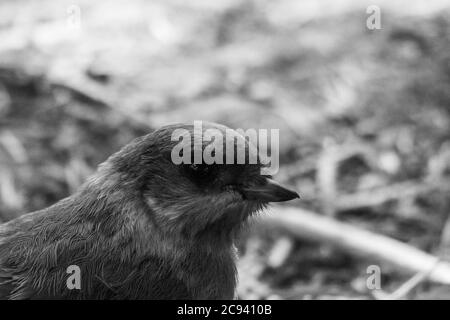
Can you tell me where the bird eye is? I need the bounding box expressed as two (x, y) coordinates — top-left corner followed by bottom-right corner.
(186, 163), (216, 181)
(190, 163), (210, 173)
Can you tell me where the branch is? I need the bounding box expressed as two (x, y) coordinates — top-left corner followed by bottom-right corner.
(263, 206), (450, 284)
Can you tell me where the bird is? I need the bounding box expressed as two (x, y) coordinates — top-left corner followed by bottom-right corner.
(0, 122), (298, 299)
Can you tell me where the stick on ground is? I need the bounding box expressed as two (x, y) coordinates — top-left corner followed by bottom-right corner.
(263, 206), (450, 285)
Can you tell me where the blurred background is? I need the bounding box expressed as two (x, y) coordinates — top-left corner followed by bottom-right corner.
(1, 0), (450, 299)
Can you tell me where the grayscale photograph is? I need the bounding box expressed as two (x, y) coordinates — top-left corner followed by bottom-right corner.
(0, 0), (449, 306)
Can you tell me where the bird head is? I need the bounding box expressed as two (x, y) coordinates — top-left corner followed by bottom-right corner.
(93, 122), (298, 242)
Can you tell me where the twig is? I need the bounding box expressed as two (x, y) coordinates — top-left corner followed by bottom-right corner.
(336, 180), (448, 211)
(373, 259), (440, 300)
(263, 206), (450, 284)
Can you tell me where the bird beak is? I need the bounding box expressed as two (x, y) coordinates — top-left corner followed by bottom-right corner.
(241, 178), (299, 202)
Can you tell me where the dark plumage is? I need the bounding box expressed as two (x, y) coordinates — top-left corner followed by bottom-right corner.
(0, 122), (298, 299)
